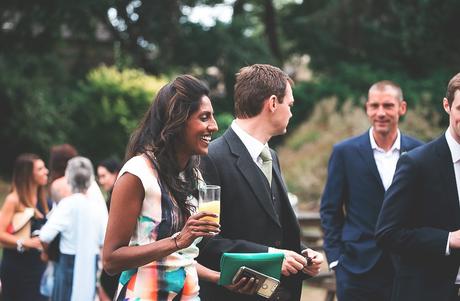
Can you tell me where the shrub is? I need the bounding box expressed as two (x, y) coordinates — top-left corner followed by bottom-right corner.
(69, 65), (168, 162)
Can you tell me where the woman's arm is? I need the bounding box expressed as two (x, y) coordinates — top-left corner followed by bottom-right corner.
(0, 194), (20, 248)
(196, 263), (220, 284)
(103, 173), (220, 275)
(0, 193), (41, 250)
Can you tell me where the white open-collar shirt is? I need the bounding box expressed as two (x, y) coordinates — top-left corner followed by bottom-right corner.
(231, 120), (268, 168)
(369, 127), (401, 191)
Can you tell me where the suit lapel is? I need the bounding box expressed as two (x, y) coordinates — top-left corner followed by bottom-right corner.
(400, 135), (411, 155)
(272, 157), (287, 196)
(223, 129), (281, 228)
(272, 154), (299, 228)
(357, 132), (384, 189)
(435, 136), (460, 226)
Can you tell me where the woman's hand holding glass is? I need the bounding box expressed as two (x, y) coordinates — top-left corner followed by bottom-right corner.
(174, 211), (220, 249)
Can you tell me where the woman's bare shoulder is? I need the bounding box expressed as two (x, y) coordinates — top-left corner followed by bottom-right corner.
(2, 191), (19, 210)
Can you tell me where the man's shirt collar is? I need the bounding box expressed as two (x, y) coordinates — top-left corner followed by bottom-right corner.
(231, 120), (267, 162)
(369, 127), (401, 153)
(445, 127), (460, 163)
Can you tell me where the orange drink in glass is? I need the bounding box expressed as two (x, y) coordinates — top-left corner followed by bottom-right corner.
(198, 185), (220, 223)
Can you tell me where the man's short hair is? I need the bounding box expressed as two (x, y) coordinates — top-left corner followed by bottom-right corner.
(234, 64), (293, 118)
(368, 80), (403, 101)
(369, 80), (404, 101)
(446, 73), (460, 108)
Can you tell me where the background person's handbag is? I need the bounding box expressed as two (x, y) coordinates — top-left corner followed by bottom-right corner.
(40, 262), (55, 297)
(6, 207), (35, 239)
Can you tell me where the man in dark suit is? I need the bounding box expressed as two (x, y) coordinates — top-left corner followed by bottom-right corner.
(320, 80), (422, 301)
(376, 73), (460, 301)
(197, 64), (323, 301)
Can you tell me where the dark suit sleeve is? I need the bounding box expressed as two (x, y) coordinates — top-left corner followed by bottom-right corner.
(375, 154), (449, 257)
(197, 154), (269, 270)
(320, 145), (347, 264)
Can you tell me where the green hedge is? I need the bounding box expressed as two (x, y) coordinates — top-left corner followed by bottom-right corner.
(68, 66), (168, 163)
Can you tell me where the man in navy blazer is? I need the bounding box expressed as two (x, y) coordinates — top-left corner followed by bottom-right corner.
(376, 73), (460, 301)
(320, 80), (422, 301)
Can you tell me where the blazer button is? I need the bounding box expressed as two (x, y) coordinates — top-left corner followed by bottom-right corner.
(274, 241), (281, 247)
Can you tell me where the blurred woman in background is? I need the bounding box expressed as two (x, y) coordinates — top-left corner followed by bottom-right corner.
(97, 158), (121, 210)
(40, 156), (106, 301)
(48, 144), (78, 204)
(48, 143), (108, 231)
(97, 158), (121, 301)
(0, 153), (49, 300)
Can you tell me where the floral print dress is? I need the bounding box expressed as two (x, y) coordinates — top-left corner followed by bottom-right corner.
(116, 155), (201, 301)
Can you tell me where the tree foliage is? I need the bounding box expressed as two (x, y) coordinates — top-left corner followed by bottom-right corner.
(278, 0), (459, 130)
(1, 0), (459, 176)
(69, 66), (168, 163)
(280, 0), (460, 77)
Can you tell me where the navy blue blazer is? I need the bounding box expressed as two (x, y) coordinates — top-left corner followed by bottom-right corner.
(376, 135), (460, 301)
(320, 130), (422, 274)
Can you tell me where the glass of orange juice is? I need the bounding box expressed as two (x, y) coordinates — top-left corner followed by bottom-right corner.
(198, 184), (220, 224)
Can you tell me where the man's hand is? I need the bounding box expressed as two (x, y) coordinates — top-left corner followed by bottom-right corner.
(274, 249), (308, 276)
(449, 230), (460, 249)
(301, 248), (323, 276)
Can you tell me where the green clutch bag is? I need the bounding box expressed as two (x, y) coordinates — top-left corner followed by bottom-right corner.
(218, 252), (284, 285)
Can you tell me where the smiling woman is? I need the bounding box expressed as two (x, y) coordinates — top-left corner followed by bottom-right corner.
(103, 75), (230, 300)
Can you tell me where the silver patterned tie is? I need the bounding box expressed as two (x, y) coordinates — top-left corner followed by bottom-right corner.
(259, 146), (273, 186)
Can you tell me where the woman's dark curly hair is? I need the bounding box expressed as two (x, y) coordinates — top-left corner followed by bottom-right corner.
(125, 75), (209, 226)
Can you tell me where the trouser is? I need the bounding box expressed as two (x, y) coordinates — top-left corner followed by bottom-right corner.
(335, 255), (394, 301)
(451, 284), (460, 301)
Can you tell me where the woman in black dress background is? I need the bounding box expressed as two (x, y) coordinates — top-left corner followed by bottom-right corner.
(0, 153), (49, 300)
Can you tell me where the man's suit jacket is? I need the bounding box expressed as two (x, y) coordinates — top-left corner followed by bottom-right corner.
(376, 135), (460, 301)
(197, 128), (304, 301)
(320, 131), (422, 274)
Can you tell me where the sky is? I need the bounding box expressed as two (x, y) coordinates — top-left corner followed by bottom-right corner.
(182, 0), (235, 27)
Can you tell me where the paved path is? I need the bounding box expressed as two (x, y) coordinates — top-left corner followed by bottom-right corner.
(301, 284), (336, 301)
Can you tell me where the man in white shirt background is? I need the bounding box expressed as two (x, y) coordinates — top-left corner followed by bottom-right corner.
(320, 80), (422, 301)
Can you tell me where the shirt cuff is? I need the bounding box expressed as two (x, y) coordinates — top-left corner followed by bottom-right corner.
(39, 229), (57, 244)
(329, 260), (338, 269)
(268, 247), (283, 253)
(446, 232), (451, 256)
